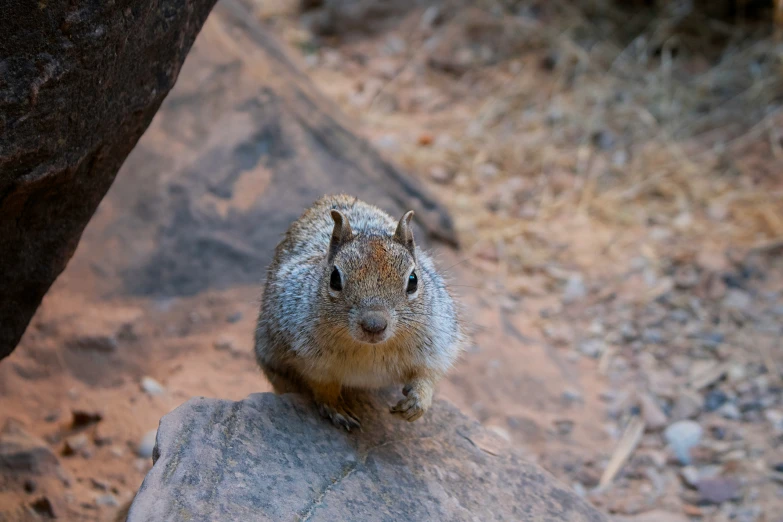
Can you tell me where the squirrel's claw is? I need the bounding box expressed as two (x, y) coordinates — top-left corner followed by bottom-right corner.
(390, 395), (426, 422)
(392, 383), (433, 422)
(318, 402), (362, 432)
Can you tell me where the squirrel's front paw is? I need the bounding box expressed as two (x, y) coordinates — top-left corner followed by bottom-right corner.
(318, 402), (361, 432)
(390, 383), (433, 422)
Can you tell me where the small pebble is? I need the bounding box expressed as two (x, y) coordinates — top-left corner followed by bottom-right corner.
(213, 336), (236, 352)
(420, 5), (441, 29)
(718, 402), (741, 420)
(639, 393), (668, 430)
(134, 458), (150, 472)
(710, 426), (727, 440)
(562, 274), (586, 303)
(700, 332), (724, 347)
(723, 289), (751, 311)
(63, 434), (89, 456)
(554, 419), (574, 436)
(137, 429), (157, 459)
(765, 409), (783, 432)
(487, 425), (511, 442)
(641, 328), (665, 344)
(727, 363), (747, 382)
(669, 309), (690, 323)
(664, 420), (703, 465)
(95, 494), (118, 507)
(619, 322), (637, 341)
(704, 390), (729, 412)
(225, 312), (242, 323)
(140, 377), (165, 396)
(591, 129), (615, 150)
(429, 165), (452, 184)
(578, 339), (605, 359)
(90, 478), (108, 491)
(561, 388), (583, 404)
(680, 466), (700, 488)
(698, 477), (740, 504)
(672, 390), (703, 420)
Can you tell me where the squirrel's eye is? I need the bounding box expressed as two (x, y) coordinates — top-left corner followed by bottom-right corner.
(406, 271), (418, 294)
(329, 267), (342, 291)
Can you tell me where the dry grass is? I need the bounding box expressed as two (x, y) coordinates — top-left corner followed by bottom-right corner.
(259, 0), (783, 292)
(369, 0), (783, 285)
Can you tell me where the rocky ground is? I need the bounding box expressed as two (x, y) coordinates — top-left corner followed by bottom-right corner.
(1, 1), (782, 521)
(256, 1), (783, 520)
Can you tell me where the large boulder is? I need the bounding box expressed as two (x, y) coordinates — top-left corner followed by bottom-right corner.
(0, 0), (218, 359)
(127, 391), (606, 521)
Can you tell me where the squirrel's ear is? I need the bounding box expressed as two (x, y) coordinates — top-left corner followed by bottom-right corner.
(393, 210), (416, 259)
(328, 209), (353, 262)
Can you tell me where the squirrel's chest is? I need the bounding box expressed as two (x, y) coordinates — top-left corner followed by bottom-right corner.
(313, 346), (410, 388)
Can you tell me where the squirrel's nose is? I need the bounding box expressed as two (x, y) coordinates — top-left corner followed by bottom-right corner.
(359, 312), (388, 334)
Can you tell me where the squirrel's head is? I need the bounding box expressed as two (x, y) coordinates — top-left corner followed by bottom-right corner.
(321, 209), (421, 345)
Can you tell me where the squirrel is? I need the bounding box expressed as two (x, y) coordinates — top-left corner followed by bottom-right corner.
(254, 194), (463, 431)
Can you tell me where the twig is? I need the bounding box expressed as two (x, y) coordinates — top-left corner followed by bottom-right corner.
(597, 416), (645, 491)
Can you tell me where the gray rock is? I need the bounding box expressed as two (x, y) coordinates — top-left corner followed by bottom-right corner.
(562, 388), (583, 404)
(137, 430), (158, 459)
(680, 466), (700, 488)
(579, 339), (606, 359)
(718, 402), (741, 420)
(641, 328), (665, 344)
(127, 392), (606, 522)
(704, 389), (729, 412)
(723, 289), (751, 312)
(672, 390), (703, 420)
(664, 420), (703, 465)
(591, 129), (616, 150)
(429, 165), (452, 184)
(638, 393), (668, 431)
(698, 477), (741, 504)
(765, 409), (783, 432)
(563, 274), (587, 303)
(420, 5), (442, 30)
(619, 322), (638, 342)
(226, 312), (243, 324)
(96, 494), (119, 507)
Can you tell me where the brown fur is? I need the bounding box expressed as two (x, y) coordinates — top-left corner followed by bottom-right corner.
(254, 195), (462, 430)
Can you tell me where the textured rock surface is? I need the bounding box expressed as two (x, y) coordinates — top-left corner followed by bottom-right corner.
(0, 0), (218, 360)
(128, 391), (606, 522)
